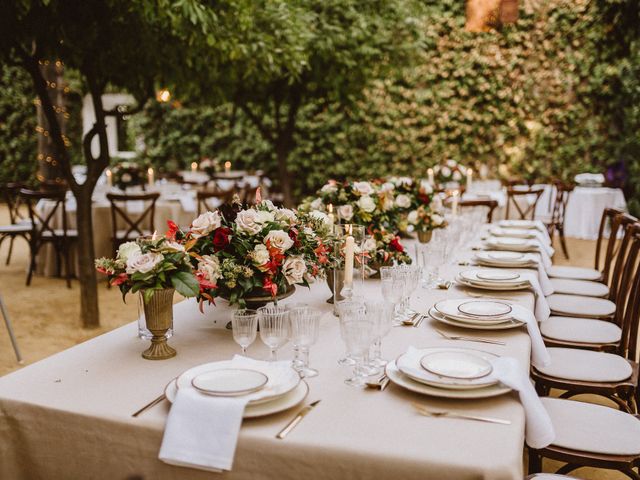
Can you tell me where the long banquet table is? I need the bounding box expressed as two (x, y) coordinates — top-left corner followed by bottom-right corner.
(0, 251), (535, 480)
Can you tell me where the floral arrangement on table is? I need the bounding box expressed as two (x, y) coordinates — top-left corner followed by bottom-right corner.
(199, 157), (219, 178)
(95, 236), (200, 303)
(298, 179), (413, 267)
(434, 159), (469, 187)
(111, 161), (145, 190)
(171, 199), (333, 306)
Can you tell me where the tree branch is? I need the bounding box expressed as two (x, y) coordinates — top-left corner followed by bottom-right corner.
(86, 72), (110, 173)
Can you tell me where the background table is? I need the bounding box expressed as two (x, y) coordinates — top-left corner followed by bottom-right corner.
(0, 260), (534, 480)
(564, 187), (628, 240)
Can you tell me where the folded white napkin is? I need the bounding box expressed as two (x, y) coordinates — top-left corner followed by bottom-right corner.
(536, 262), (554, 297)
(159, 389), (248, 472)
(519, 272), (550, 322)
(159, 356), (296, 472)
(490, 357), (555, 448)
(509, 303), (550, 368)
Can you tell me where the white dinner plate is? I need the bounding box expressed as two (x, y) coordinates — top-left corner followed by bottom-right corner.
(499, 220), (539, 230)
(457, 300), (512, 317)
(191, 368), (269, 397)
(176, 360), (300, 405)
(429, 307), (526, 330)
(434, 299), (513, 325)
(165, 379), (309, 418)
(456, 275), (531, 291)
(475, 271), (521, 282)
(490, 227), (536, 239)
(420, 351), (493, 380)
(486, 251), (525, 261)
(459, 270), (528, 288)
(386, 361), (511, 399)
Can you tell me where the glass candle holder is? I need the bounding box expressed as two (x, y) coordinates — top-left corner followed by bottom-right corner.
(332, 224), (366, 314)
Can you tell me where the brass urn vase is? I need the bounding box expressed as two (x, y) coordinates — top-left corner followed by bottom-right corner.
(141, 288), (176, 360)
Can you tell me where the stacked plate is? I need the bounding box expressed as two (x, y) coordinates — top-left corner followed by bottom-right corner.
(473, 251), (538, 268)
(428, 298), (525, 330)
(498, 220), (541, 230)
(386, 346), (511, 399)
(489, 226), (536, 239)
(456, 268), (530, 291)
(164, 360), (307, 418)
(484, 236), (539, 252)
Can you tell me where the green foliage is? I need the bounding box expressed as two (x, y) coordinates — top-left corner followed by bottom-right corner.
(0, 64), (38, 184)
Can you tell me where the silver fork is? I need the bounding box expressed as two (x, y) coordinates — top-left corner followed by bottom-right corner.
(412, 403), (511, 425)
(435, 328), (506, 346)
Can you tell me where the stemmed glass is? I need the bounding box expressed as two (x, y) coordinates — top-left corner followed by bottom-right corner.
(335, 297), (366, 366)
(420, 242), (447, 288)
(231, 308), (258, 355)
(288, 305), (321, 377)
(258, 305), (289, 361)
(366, 300), (394, 367)
(396, 265), (420, 319)
(339, 310), (375, 387)
(380, 266), (404, 321)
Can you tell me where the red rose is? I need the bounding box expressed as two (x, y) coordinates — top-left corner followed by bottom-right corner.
(262, 277), (278, 297)
(166, 220), (179, 241)
(212, 227), (231, 251)
(110, 273), (128, 287)
(196, 271), (217, 293)
(389, 237), (404, 253)
(288, 227), (300, 247)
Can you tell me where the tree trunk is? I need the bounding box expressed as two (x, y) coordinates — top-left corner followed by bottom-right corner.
(74, 186), (100, 328)
(275, 136), (294, 207)
(36, 60), (66, 183)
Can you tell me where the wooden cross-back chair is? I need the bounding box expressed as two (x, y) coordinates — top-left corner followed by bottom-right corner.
(505, 185), (544, 220)
(529, 228), (640, 479)
(0, 182), (32, 265)
(458, 199), (499, 223)
(546, 182), (574, 259)
(106, 192), (160, 256)
(196, 189), (234, 216)
(20, 188), (77, 288)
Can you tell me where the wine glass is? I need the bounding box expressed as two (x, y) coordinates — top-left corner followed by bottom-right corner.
(258, 305), (289, 361)
(231, 309), (258, 355)
(335, 297), (365, 366)
(288, 305), (321, 377)
(421, 242), (447, 288)
(340, 312), (375, 387)
(380, 267), (404, 321)
(366, 300), (394, 367)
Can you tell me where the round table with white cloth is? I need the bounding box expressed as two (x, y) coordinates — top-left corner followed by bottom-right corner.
(563, 187), (627, 240)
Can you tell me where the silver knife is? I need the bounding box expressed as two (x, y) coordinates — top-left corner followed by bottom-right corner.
(276, 400), (321, 439)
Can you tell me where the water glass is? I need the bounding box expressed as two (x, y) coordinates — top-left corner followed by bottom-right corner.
(258, 305), (290, 361)
(339, 313), (375, 387)
(420, 242), (447, 288)
(288, 305), (321, 377)
(366, 300), (394, 367)
(335, 297), (366, 366)
(231, 309), (258, 355)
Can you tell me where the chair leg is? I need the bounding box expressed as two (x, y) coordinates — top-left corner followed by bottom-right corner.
(622, 467), (640, 480)
(558, 226), (570, 259)
(6, 236), (15, 265)
(26, 242), (37, 286)
(63, 242), (72, 289)
(556, 463), (581, 475)
(527, 449), (542, 473)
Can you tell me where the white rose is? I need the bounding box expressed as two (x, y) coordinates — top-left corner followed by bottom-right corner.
(303, 226), (317, 238)
(250, 244), (270, 269)
(395, 194), (411, 209)
(432, 214), (444, 226)
(121, 173), (132, 183)
(117, 241), (141, 262)
(235, 209), (263, 235)
(198, 255), (221, 283)
(310, 198), (324, 210)
(420, 180), (433, 194)
(398, 177), (412, 186)
(126, 251), (163, 274)
(362, 238), (377, 252)
(275, 208), (297, 225)
(407, 210), (419, 225)
(256, 210), (275, 224)
(320, 182), (338, 194)
(264, 229), (294, 251)
(446, 159), (457, 168)
(163, 241), (185, 252)
(441, 166), (452, 177)
(381, 195), (394, 211)
(357, 195), (376, 213)
(452, 170), (462, 181)
(259, 200), (277, 211)
(380, 182), (395, 193)
(338, 204), (353, 221)
(190, 211), (222, 238)
(310, 210), (330, 225)
(353, 181), (374, 196)
(283, 256), (307, 285)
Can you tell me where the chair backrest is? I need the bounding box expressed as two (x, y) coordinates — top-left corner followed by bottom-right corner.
(594, 207), (626, 281)
(615, 224), (640, 359)
(19, 188), (69, 242)
(459, 199), (498, 223)
(606, 214), (639, 304)
(196, 189), (234, 215)
(546, 182), (574, 236)
(505, 186), (544, 220)
(106, 192), (160, 244)
(2, 182), (28, 224)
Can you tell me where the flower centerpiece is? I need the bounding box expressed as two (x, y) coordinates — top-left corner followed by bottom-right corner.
(111, 161), (145, 190)
(199, 157), (219, 178)
(95, 236), (200, 360)
(175, 199), (332, 308)
(434, 159), (468, 188)
(406, 202), (447, 243)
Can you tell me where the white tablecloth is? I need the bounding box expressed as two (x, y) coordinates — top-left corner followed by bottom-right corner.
(0, 258), (536, 479)
(563, 187), (628, 240)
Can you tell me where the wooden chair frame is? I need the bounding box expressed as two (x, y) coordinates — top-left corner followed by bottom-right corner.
(20, 188), (76, 288)
(0, 182), (31, 265)
(505, 186), (544, 220)
(546, 182), (574, 259)
(196, 189), (234, 216)
(459, 199), (498, 223)
(106, 192), (160, 255)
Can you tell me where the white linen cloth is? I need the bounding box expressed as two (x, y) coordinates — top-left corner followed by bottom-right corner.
(519, 272), (551, 322)
(564, 187), (627, 240)
(574, 173), (605, 185)
(159, 389), (248, 472)
(159, 356), (296, 472)
(508, 303), (550, 368)
(490, 357), (555, 449)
